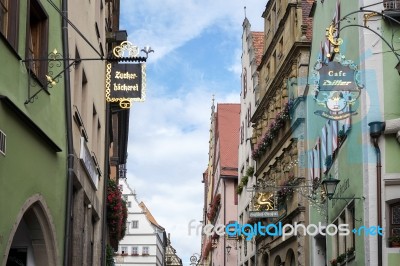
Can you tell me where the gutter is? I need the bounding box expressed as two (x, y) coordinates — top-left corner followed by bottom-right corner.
(101, 98), (111, 265)
(62, 0), (74, 265)
(368, 121), (385, 266)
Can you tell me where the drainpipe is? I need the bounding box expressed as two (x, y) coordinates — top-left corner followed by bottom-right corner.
(62, 0), (74, 265)
(368, 121), (385, 266)
(224, 180), (226, 266)
(101, 103), (111, 266)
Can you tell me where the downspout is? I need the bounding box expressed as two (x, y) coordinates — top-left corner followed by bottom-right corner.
(101, 90), (111, 265)
(368, 121), (385, 266)
(62, 0), (74, 265)
(223, 179), (226, 266)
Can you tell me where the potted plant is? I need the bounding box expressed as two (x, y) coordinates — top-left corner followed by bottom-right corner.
(241, 175), (249, 186)
(346, 247), (355, 259)
(336, 253), (346, 264)
(246, 166), (255, 177)
(236, 183), (243, 194)
(325, 155), (333, 169)
(106, 245), (115, 266)
(389, 235), (400, 247)
(330, 258), (337, 266)
(338, 129), (346, 146)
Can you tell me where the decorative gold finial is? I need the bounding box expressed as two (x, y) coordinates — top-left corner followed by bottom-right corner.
(325, 23), (343, 57)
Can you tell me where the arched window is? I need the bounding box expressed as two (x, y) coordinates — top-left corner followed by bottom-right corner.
(274, 255), (281, 266)
(262, 253), (269, 266)
(285, 249), (296, 266)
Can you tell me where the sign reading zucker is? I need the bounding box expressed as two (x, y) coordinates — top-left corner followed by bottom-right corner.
(105, 41), (147, 109)
(110, 63), (142, 96)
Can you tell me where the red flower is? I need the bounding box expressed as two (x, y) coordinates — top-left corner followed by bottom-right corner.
(106, 179), (128, 249)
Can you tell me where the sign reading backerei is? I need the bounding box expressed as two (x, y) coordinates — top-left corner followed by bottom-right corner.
(105, 62), (146, 108)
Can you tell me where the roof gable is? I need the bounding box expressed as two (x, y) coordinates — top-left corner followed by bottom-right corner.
(216, 104), (240, 177)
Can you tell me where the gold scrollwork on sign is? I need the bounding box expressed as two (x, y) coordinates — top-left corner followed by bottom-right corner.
(325, 23), (343, 57)
(113, 41), (139, 58)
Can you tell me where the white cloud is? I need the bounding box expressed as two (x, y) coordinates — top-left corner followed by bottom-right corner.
(120, 0), (265, 262)
(125, 83), (238, 260)
(121, 0), (265, 62)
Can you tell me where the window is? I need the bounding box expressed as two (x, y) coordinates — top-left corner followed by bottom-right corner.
(243, 68), (247, 98)
(127, 201), (131, 208)
(247, 107), (251, 127)
(266, 63), (270, 82)
(142, 246), (149, 255)
(92, 104), (99, 154)
(278, 38), (283, 61)
(384, 0), (400, 9)
(272, 52), (276, 74)
(272, 4), (277, 33)
(390, 203), (400, 237)
(240, 122), (244, 144)
(234, 183), (238, 205)
(266, 15), (271, 36)
(332, 204), (356, 259)
(26, 0), (49, 86)
(132, 220), (138, 228)
(274, 256), (281, 266)
(132, 246), (138, 255)
(348, 203), (355, 249)
(0, 129), (6, 156)
(121, 246), (127, 255)
(0, 0), (18, 49)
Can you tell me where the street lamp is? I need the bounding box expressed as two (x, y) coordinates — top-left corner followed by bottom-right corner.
(189, 253), (201, 266)
(321, 175), (363, 200)
(321, 176), (340, 199)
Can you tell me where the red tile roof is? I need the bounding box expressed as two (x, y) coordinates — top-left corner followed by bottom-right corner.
(139, 201), (165, 230)
(216, 104), (240, 177)
(252, 31), (264, 66)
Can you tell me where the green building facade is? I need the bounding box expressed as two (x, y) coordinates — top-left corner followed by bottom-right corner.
(0, 0), (66, 265)
(307, 1), (400, 266)
(306, 1), (365, 266)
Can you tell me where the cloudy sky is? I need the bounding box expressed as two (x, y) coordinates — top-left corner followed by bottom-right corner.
(120, 1), (266, 264)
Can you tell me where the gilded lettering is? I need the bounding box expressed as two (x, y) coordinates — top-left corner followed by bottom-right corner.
(323, 80), (352, 86)
(113, 83), (139, 91)
(328, 70), (346, 77)
(114, 71), (137, 80)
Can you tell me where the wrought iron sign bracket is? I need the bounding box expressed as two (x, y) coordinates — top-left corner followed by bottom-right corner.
(22, 47), (150, 104)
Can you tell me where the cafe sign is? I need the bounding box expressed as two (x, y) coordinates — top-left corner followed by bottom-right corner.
(312, 53), (363, 120)
(105, 41), (147, 109)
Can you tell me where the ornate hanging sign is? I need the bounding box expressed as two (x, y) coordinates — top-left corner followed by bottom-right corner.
(312, 54), (363, 120)
(105, 41), (147, 109)
(312, 21), (363, 120)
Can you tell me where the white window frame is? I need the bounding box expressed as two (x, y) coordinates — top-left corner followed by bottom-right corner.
(142, 246), (149, 255)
